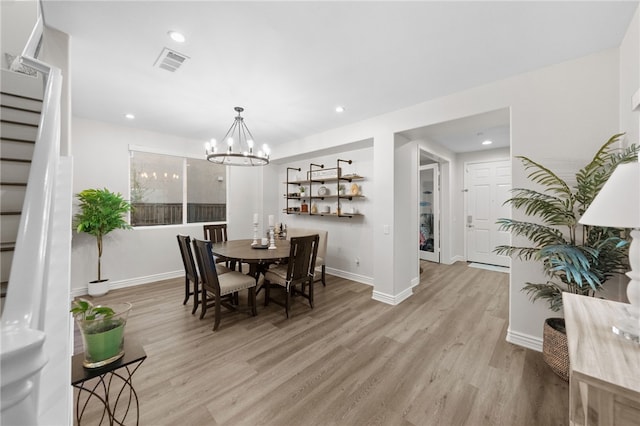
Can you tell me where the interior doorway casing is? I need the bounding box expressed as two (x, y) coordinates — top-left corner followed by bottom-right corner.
(417, 146), (452, 265)
(419, 160), (439, 263)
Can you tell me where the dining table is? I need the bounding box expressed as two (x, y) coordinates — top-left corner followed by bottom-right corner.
(210, 238), (291, 282)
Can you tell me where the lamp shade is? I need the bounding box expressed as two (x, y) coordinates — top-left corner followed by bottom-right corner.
(579, 162), (640, 228)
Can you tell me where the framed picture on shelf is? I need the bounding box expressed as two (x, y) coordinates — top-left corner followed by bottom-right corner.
(307, 167), (341, 180)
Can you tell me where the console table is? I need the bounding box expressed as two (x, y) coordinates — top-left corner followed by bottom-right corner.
(71, 339), (146, 425)
(563, 293), (640, 426)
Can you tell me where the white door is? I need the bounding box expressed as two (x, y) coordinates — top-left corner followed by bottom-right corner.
(419, 163), (439, 263)
(465, 160), (511, 267)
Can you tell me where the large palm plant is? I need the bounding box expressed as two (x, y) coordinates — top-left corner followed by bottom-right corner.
(495, 134), (638, 311)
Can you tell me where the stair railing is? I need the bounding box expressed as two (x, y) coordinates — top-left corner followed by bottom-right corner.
(1, 13), (68, 425)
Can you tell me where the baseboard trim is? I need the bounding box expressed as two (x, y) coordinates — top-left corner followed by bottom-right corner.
(372, 287), (413, 305)
(72, 268), (369, 297)
(71, 270), (183, 297)
(72, 269), (416, 304)
(506, 327), (542, 352)
(326, 267), (373, 286)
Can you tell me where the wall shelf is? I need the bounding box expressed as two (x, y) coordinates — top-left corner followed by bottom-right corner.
(285, 159), (364, 218)
(284, 194), (366, 201)
(286, 175), (365, 185)
(283, 209), (364, 218)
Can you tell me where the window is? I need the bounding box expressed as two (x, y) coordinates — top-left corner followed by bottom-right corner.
(186, 157), (226, 224)
(130, 150), (226, 226)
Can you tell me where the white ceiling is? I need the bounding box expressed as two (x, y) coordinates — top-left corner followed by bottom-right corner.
(41, 1), (638, 154)
(404, 107), (511, 154)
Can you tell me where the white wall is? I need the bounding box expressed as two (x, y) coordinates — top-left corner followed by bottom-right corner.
(270, 146), (375, 284)
(272, 48), (621, 349)
(70, 46), (631, 348)
(393, 136), (419, 301)
(71, 118), (261, 294)
(457, 147), (511, 171)
(0, 0), (38, 69)
(620, 6), (639, 142)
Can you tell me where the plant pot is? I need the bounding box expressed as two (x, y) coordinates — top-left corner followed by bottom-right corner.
(75, 302), (132, 368)
(542, 317), (569, 382)
(88, 279), (109, 297)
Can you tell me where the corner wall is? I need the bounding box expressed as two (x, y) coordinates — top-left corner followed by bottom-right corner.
(620, 5), (640, 141)
(274, 48), (621, 348)
(70, 117), (262, 294)
(0, 0), (38, 69)
(70, 48), (628, 348)
(269, 146), (375, 285)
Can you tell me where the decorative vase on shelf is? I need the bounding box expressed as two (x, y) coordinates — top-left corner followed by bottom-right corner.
(311, 203), (318, 214)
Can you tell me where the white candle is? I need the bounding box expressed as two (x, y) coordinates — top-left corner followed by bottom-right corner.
(253, 213), (259, 224)
(268, 215), (274, 227)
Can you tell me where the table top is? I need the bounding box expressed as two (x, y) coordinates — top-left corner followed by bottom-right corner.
(211, 239), (291, 264)
(71, 338), (147, 385)
(563, 293), (640, 395)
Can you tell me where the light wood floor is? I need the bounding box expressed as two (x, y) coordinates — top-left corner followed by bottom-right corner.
(73, 261), (568, 425)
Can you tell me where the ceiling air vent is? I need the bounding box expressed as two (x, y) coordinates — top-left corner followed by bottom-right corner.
(154, 47), (189, 72)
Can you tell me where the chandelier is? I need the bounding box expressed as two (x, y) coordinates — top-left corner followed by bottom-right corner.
(205, 107), (270, 166)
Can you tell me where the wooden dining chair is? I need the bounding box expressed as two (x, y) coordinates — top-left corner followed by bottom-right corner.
(263, 234), (319, 318)
(176, 234), (201, 315)
(177, 234), (232, 316)
(192, 238), (257, 330)
(203, 223), (228, 243)
(287, 228), (328, 286)
(203, 223), (244, 272)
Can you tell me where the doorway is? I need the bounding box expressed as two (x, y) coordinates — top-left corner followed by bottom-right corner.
(401, 107), (511, 267)
(464, 159), (511, 267)
(419, 161), (439, 263)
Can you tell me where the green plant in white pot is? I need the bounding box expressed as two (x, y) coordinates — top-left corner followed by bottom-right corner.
(71, 299), (132, 368)
(75, 188), (132, 296)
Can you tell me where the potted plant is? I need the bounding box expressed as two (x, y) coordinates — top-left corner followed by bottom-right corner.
(75, 188), (132, 296)
(495, 133), (638, 380)
(70, 299), (132, 368)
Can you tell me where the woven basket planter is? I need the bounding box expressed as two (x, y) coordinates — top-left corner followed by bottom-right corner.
(542, 317), (569, 382)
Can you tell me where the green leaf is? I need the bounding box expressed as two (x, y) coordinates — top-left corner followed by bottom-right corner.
(74, 188), (132, 281)
(522, 282), (565, 312)
(537, 245), (600, 290)
(497, 134), (638, 310)
(70, 298), (115, 320)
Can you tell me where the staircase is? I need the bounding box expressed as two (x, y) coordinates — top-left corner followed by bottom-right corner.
(1, 11), (73, 423)
(0, 85), (42, 313)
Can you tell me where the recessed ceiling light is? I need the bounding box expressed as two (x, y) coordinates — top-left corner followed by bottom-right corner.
(482, 140), (493, 145)
(335, 106), (345, 113)
(168, 31), (186, 43)
(125, 113), (135, 120)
